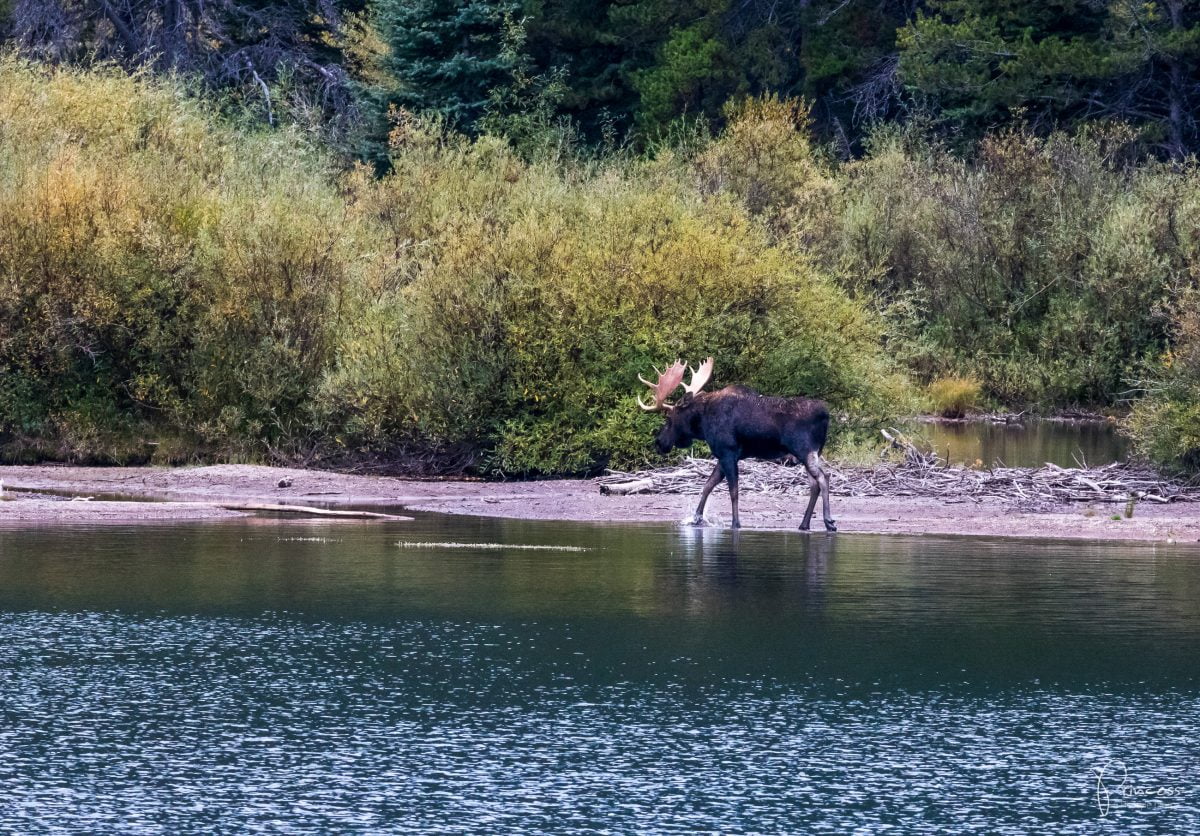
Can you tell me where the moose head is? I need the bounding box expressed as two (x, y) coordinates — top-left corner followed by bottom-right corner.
(637, 357), (714, 454)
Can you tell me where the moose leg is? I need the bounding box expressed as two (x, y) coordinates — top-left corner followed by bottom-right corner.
(799, 473), (820, 531)
(689, 464), (724, 525)
(805, 451), (836, 532)
(719, 455), (741, 528)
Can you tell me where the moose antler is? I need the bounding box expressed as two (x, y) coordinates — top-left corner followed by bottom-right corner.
(637, 360), (687, 411)
(682, 357), (714, 395)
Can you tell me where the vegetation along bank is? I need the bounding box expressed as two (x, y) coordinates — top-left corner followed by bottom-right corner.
(3, 53), (1200, 476)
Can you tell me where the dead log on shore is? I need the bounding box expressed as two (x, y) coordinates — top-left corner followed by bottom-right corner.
(599, 478), (655, 496)
(216, 503), (409, 520)
(597, 430), (1200, 509)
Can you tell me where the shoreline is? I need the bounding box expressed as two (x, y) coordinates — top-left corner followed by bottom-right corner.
(2, 463), (1199, 544)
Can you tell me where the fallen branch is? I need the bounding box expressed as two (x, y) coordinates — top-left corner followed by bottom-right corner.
(599, 478), (654, 496)
(216, 503), (409, 520)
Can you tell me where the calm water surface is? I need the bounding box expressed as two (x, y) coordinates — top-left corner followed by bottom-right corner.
(0, 514), (1197, 833)
(921, 418), (1128, 467)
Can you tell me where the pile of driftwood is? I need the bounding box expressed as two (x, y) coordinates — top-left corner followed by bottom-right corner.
(598, 429), (1200, 508)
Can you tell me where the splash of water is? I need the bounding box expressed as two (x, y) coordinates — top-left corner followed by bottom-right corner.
(677, 495), (723, 527)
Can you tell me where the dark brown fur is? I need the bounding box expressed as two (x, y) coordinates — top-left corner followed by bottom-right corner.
(654, 385), (836, 531)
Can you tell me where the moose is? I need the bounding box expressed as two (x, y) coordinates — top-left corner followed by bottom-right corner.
(638, 358), (836, 531)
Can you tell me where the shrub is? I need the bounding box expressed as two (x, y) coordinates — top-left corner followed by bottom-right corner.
(925, 376), (983, 418)
(693, 96), (833, 226)
(320, 120), (912, 474)
(811, 124), (1199, 406)
(0, 64), (912, 472)
(1127, 293), (1200, 468)
(0, 56), (367, 460)
(1127, 394), (1200, 469)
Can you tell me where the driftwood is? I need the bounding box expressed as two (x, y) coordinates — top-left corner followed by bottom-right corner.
(215, 502), (409, 520)
(0, 486), (411, 520)
(597, 429), (1200, 509)
(599, 478), (654, 496)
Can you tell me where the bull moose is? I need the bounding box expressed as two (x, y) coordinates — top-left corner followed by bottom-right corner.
(638, 358), (836, 531)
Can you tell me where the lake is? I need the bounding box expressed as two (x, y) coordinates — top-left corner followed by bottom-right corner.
(0, 514), (1196, 832)
(920, 418), (1129, 468)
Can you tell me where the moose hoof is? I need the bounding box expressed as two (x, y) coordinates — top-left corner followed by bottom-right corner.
(686, 516), (704, 527)
(824, 519), (838, 532)
(799, 522), (811, 532)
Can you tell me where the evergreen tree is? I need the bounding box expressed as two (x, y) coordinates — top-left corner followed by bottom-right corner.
(1104, 0), (1200, 158)
(899, 0), (1200, 157)
(524, 0), (724, 139)
(791, 0), (917, 148)
(525, 0), (917, 148)
(631, 22), (743, 133)
(374, 0), (519, 129)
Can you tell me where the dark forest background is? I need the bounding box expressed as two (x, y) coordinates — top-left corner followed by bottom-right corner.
(4, 0), (1198, 158)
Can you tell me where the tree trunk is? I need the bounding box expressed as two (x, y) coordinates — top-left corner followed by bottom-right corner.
(1166, 0), (1187, 160)
(95, 0), (142, 57)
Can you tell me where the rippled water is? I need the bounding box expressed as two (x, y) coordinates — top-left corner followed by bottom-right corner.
(0, 516), (1197, 832)
(921, 418), (1128, 467)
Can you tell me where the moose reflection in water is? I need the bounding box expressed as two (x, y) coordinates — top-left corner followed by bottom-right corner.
(669, 527), (836, 615)
(638, 357), (836, 531)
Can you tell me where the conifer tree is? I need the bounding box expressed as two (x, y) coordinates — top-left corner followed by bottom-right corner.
(899, 0), (1200, 157)
(374, 0), (519, 129)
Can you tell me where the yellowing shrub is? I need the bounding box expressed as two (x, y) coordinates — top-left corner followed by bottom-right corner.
(926, 377), (983, 418)
(818, 125), (1200, 406)
(322, 124), (911, 473)
(0, 60), (913, 471)
(0, 56), (368, 459)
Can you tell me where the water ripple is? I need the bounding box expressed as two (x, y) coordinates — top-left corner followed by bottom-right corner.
(0, 612), (1195, 833)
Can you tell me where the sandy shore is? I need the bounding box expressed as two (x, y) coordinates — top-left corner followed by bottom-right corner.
(1, 463), (1199, 542)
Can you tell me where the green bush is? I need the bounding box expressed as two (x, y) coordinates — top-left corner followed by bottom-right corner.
(926, 376), (983, 418)
(670, 104), (1200, 416)
(0, 57), (367, 460)
(1127, 293), (1200, 468)
(0, 62), (912, 472)
(692, 96), (834, 231)
(808, 125), (1200, 407)
(321, 119), (911, 473)
(16, 60), (1200, 475)
(1127, 393), (1200, 468)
